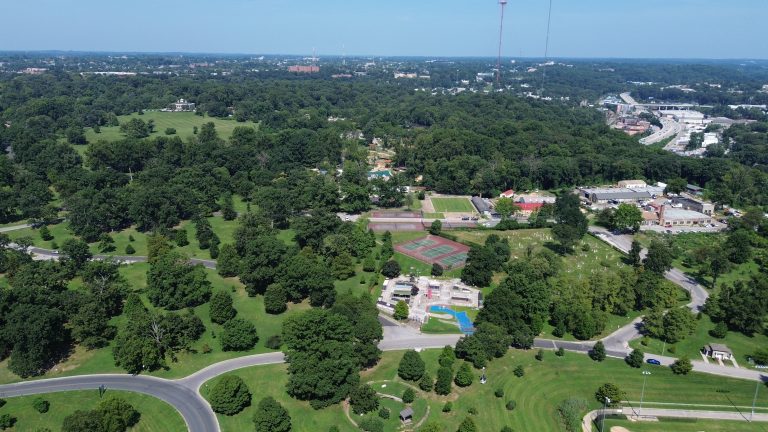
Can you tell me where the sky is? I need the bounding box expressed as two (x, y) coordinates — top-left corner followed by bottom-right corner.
(1, 0), (766, 59)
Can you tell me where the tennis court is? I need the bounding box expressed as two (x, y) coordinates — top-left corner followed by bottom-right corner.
(394, 235), (470, 268)
(440, 253), (468, 267)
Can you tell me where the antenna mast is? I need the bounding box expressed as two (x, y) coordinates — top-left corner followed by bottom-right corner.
(496, 0), (508, 87)
(541, 0), (553, 95)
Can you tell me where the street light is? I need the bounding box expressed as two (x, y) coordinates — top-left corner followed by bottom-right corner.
(600, 397), (611, 432)
(638, 370), (651, 418)
(751, 379), (760, 421)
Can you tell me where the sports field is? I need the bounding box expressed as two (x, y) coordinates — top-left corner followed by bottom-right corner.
(394, 235), (470, 268)
(83, 111), (259, 143)
(430, 197), (475, 213)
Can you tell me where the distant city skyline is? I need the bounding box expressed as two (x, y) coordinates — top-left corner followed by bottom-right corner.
(1, 0), (766, 59)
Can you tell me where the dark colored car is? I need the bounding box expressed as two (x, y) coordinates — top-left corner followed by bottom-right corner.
(646, 358), (661, 365)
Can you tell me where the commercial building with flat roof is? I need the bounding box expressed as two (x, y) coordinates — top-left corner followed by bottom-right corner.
(672, 196), (714, 216)
(660, 207), (712, 227)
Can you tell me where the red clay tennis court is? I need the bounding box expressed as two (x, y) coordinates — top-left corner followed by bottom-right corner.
(394, 235), (470, 268)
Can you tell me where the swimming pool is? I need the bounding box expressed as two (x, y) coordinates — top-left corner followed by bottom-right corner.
(428, 305), (474, 334)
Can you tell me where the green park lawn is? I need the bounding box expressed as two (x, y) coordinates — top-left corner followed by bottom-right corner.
(629, 313), (768, 368)
(0, 390), (185, 432)
(430, 197), (476, 213)
(200, 348), (768, 432)
(83, 111), (259, 144)
(603, 417), (768, 432)
(421, 316), (462, 334)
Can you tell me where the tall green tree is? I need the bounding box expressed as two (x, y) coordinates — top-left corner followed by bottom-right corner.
(398, 350), (426, 381)
(147, 251), (211, 309)
(209, 375), (252, 415)
(552, 193), (588, 253)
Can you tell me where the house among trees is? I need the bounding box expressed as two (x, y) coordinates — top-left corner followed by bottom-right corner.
(166, 98), (196, 112)
(703, 343), (733, 361)
(399, 407), (414, 423)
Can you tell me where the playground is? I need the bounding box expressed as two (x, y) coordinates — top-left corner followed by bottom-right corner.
(393, 235), (470, 268)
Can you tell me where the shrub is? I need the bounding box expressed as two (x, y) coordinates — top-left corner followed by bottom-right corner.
(39, 226), (53, 241)
(454, 362), (474, 387)
(209, 291), (237, 324)
(0, 414), (16, 430)
(556, 347), (565, 357)
(220, 318), (258, 351)
(32, 397), (50, 413)
(402, 388), (415, 404)
(209, 375), (251, 415)
(505, 400), (516, 411)
(640, 337), (649, 346)
(358, 418), (384, 432)
(457, 417), (477, 432)
(0, 399), (4, 408)
(264, 283), (287, 314)
(438, 345), (456, 368)
(378, 407), (390, 419)
(710, 321), (728, 338)
(398, 350), (425, 381)
(350, 384), (379, 415)
(495, 388), (505, 398)
(513, 365), (525, 377)
(431, 263), (444, 276)
(625, 349), (644, 368)
(436, 366), (453, 395)
(671, 356), (693, 375)
(253, 396), (291, 432)
(381, 260), (401, 278)
(595, 383), (625, 407)
(265, 335), (282, 350)
(125, 244), (136, 255)
(467, 406), (478, 415)
(535, 349), (544, 361)
(501, 427), (513, 432)
(419, 372), (434, 391)
(589, 341), (606, 362)
(442, 401), (453, 412)
(557, 398), (588, 432)
(165, 127), (177, 135)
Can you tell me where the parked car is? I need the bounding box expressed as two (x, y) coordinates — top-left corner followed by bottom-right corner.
(646, 358), (661, 365)
(461, 217), (470, 221)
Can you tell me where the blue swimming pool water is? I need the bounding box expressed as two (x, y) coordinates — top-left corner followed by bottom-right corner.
(429, 305), (474, 334)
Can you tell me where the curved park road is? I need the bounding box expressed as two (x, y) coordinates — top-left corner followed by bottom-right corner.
(0, 332), (464, 432)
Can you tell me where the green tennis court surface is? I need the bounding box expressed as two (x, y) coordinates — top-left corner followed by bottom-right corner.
(422, 245), (455, 258)
(402, 239), (437, 250)
(441, 253), (468, 266)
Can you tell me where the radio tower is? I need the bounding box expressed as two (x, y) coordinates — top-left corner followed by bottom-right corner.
(496, 0), (508, 86)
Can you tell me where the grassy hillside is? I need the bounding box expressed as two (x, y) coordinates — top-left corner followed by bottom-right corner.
(83, 111), (258, 143)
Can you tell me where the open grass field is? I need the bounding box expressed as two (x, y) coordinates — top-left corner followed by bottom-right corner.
(0, 390), (185, 432)
(629, 313), (768, 369)
(603, 417), (768, 432)
(83, 111), (259, 143)
(200, 348), (768, 432)
(429, 197), (475, 213)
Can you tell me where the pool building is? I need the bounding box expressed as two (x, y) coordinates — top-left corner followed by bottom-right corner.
(378, 276), (482, 334)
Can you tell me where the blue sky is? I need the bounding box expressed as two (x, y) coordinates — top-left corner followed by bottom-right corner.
(1, 0), (765, 58)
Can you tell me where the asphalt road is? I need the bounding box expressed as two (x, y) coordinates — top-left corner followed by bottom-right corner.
(0, 374), (217, 432)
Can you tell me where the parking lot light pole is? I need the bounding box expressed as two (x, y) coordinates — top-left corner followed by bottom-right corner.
(638, 370), (651, 418)
(600, 397), (610, 432)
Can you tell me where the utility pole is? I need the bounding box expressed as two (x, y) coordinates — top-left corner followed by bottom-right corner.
(751, 379), (760, 421)
(638, 370), (651, 418)
(600, 397), (611, 432)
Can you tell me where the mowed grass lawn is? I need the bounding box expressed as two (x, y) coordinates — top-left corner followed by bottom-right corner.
(201, 349), (768, 432)
(604, 417), (768, 432)
(0, 390), (185, 432)
(84, 111), (259, 143)
(430, 197), (476, 213)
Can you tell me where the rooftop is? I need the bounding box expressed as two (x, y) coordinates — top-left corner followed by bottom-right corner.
(663, 208), (710, 220)
(708, 343), (732, 354)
